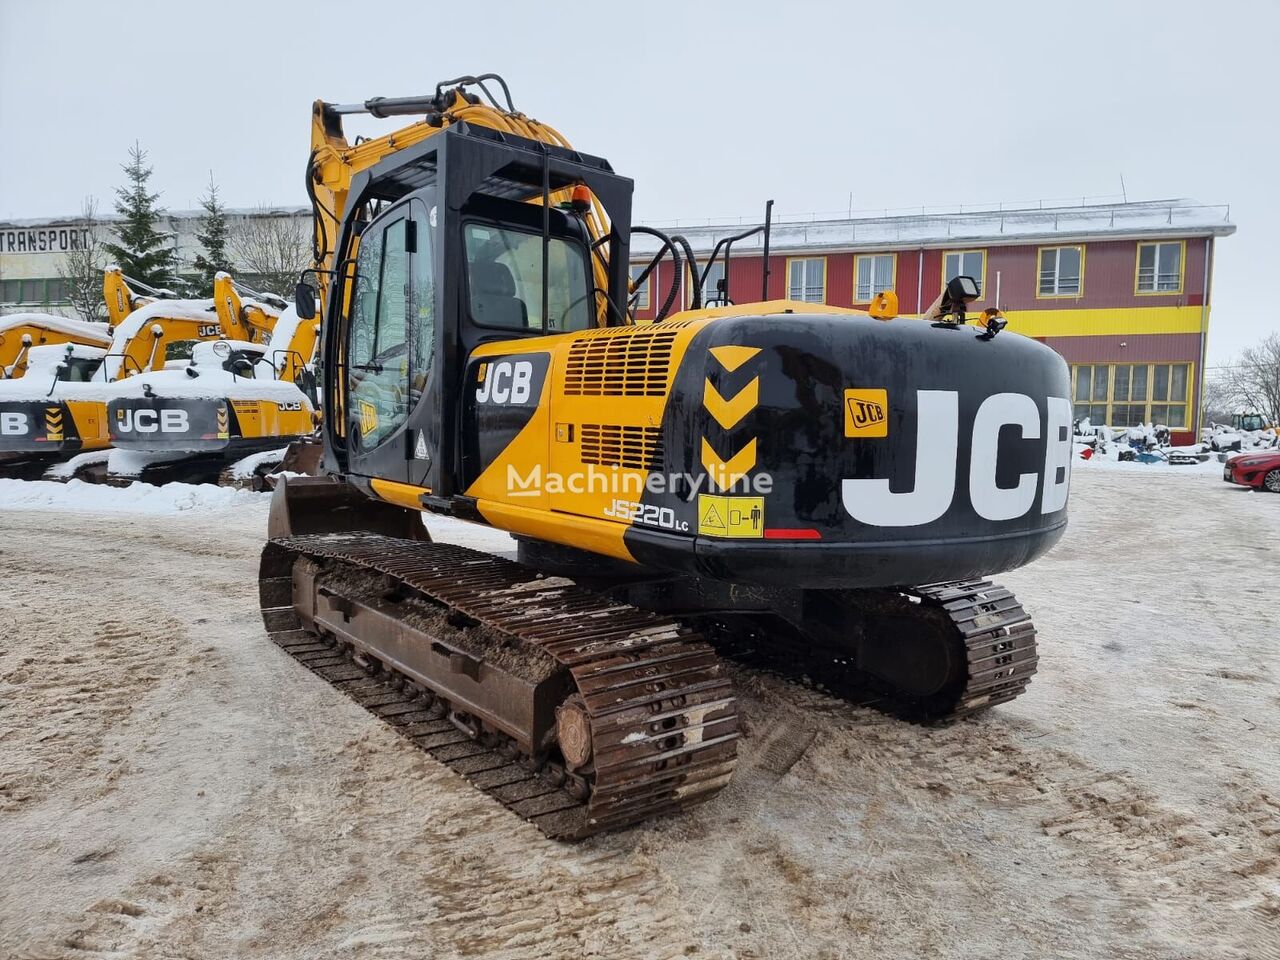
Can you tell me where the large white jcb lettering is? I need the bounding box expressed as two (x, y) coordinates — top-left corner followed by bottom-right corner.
(841, 390), (958, 527)
(475, 360), (534, 405)
(970, 392), (1040, 522)
(0, 411), (28, 436)
(841, 390), (1071, 527)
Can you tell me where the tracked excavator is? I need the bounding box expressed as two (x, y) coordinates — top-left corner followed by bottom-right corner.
(260, 75), (1072, 839)
(0, 274), (232, 480)
(104, 303), (320, 485)
(0, 312), (113, 379)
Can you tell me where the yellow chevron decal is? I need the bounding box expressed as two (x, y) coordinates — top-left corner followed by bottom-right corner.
(708, 345), (760, 372)
(703, 376), (759, 429)
(701, 437), (758, 491)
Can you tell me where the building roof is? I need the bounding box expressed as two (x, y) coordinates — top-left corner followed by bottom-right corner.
(631, 199), (1236, 257)
(0, 206), (310, 229)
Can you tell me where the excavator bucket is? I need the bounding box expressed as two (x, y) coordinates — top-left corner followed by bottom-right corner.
(266, 474), (430, 540)
(277, 439), (324, 478)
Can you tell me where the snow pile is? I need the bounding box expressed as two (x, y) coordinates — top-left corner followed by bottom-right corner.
(1201, 423), (1278, 453)
(42, 450), (110, 480)
(0, 478), (269, 514)
(107, 351), (314, 405)
(228, 447), (290, 479)
(0, 344), (120, 402)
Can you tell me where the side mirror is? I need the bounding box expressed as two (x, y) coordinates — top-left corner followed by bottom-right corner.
(295, 282), (317, 320)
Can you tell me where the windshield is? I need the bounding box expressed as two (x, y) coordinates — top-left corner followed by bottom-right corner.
(59, 357), (104, 382)
(464, 223), (591, 333)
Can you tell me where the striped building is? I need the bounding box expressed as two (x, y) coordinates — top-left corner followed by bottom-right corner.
(630, 199), (1235, 444)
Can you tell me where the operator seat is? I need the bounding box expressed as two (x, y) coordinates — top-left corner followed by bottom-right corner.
(470, 262), (527, 328)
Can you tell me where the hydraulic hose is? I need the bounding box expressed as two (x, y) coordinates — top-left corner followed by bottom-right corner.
(629, 226), (683, 321)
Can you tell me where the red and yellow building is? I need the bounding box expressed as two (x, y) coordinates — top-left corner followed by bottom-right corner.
(631, 199), (1234, 444)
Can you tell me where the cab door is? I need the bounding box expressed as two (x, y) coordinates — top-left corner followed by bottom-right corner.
(345, 205), (414, 480)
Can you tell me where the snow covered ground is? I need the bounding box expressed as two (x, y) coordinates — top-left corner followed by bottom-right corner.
(0, 469), (1277, 959)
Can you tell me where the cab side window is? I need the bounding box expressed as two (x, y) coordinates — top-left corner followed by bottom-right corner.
(347, 217), (411, 451)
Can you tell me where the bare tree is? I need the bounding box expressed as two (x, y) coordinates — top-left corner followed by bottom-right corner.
(1199, 370), (1235, 426)
(1223, 332), (1280, 426)
(228, 207), (311, 296)
(57, 197), (107, 321)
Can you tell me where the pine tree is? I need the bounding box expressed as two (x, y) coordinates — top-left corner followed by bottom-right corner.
(102, 142), (179, 291)
(192, 173), (231, 291)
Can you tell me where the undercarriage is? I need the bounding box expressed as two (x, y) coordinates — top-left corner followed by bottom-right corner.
(258, 485), (1038, 839)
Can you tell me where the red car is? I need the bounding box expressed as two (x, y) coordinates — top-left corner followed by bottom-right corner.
(1223, 450), (1280, 492)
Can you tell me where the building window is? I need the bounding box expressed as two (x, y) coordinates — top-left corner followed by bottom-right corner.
(20, 279), (43, 303)
(788, 258), (825, 303)
(1150, 362), (1190, 426)
(1136, 241), (1183, 294)
(701, 261), (727, 305)
(944, 250), (985, 294)
(629, 263), (651, 310)
(1038, 246), (1083, 297)
(1072, 364), (1110, 426)
(45, 279), (68, 304)
(0, 279), (21, 303)
(1071, 362), (1191, 428)
(1108, 363), (1149, 427)
(853, 254), (892, 303)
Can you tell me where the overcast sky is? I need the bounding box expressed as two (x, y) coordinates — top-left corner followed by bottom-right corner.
(1, 0), (1273, 363)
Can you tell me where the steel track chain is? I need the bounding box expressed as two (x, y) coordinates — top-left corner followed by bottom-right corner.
(260, 534), (738, 840)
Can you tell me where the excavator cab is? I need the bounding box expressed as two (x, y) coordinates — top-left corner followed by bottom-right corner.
(317, 122), (632, 495)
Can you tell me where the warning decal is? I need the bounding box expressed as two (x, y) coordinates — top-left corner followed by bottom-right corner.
(697, 494), (765, 538)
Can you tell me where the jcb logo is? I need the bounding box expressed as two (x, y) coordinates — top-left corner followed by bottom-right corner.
(842, 391), (1072, 527)
(277, 400), (303, 412)
(476, 360), (534, 405)
(844, 389), (888, 438)
(115, 408), (190, 433)
(358, 399), (378, 435)
(197, 324), (220, 337)
(0, 411), (28, 436)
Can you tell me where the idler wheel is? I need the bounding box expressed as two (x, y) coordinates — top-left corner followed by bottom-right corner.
(556, 695), (593, 771)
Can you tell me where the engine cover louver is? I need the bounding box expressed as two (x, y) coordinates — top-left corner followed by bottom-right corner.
(579, 423), (664, 470)
(563, 327), (681, 396)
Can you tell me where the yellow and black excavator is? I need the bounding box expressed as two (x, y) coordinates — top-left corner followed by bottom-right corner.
(0, 272), (231, 479)
(0, 312), (113, 379)
(103, 300), (320, 486)
(259, 75), (1071, 839)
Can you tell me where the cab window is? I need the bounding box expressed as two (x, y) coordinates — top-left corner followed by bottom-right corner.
(348, 216), (411, 450)
(463, 223), (591, 333)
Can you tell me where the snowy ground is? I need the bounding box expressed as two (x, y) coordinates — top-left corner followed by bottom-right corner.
(1, 470), (1278, 959)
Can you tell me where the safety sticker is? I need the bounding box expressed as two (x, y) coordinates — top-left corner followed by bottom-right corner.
(844, 388), (888, 438)
(697, 494), (764, 538)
